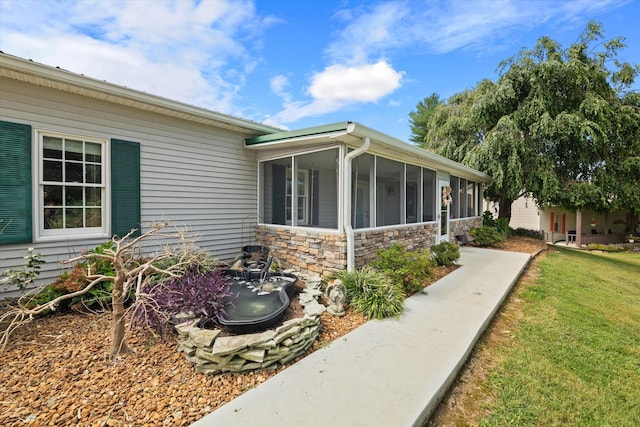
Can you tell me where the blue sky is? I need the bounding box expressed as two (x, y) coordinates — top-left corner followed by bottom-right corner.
(1, 0), (638, 142)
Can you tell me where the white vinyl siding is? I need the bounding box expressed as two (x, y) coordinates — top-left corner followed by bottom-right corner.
(1, 78), (258, 294)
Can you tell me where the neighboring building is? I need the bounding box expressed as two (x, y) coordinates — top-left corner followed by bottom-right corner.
(490, 197), (639, 245)
(0, 52), (490, 297)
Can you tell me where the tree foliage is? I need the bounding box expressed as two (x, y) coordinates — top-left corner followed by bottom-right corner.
(409, 92), (443, 143)
(414, 21), (640, 218)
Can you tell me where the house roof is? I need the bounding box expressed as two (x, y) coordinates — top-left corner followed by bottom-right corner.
(0, 52), (281, 136)
(0, 52), (491, 183)
(246, 121), (492, 182)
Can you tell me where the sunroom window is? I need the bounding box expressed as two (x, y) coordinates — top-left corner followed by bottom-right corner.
(39, 132), (106, 237)
(260, 148), (338, 229)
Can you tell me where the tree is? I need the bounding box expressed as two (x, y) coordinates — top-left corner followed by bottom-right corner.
(409, 93), (443, 144)
(1, 222), (201, 356)
(415, 21), (640, 220)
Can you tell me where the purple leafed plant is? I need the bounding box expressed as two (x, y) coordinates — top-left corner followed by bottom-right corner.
(129, 267), (233, 333)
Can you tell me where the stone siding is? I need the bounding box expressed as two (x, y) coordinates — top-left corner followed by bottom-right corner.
(256, 219), (479, 277)
(353, 223), (438, 267)
(450, 217), (481, 242)
(257, 226), (347, 277)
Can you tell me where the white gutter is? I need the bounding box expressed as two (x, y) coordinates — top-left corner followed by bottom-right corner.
(343, 129), (370, 272)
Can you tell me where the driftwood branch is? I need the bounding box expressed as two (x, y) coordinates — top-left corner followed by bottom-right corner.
(1, 220), (206, 356)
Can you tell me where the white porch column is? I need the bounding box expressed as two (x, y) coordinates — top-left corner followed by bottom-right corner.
(576, 209), (583, 247)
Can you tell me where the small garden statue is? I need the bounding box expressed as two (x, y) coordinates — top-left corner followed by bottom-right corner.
(326, 279), (346, 317)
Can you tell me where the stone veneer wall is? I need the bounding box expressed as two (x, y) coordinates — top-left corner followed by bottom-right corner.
(256, 226), (347, 277)
(353, 223), (438, 267)
(256, 219), (479, 278)
(450, 217), (482, 241)
(176, 283), (326, 375)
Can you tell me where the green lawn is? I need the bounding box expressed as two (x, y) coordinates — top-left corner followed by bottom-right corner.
(482, 248), (640, 426)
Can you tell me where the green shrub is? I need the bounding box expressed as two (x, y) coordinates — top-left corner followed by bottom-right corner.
(0, 248), (45, 291)
(471, 226), (506, 247)
(371, 243), (435, 295)
(330, 266), (404, 319)
(482, 210), (511, 236)
(587, 244), (625, 252)
(511, 228), (545, 239)
(495, 218), (511, 236)
(28, 263), (115, 313)
(431, 241), (460, 266)
(482, 210), (496, 227)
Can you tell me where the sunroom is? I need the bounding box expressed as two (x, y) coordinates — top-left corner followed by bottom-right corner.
(246, 122), (491, 277)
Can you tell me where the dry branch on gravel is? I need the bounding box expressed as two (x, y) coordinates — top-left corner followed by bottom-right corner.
(0, 221), (205, 357)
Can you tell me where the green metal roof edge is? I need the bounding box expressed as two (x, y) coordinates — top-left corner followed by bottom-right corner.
(245, 122), (351, 145)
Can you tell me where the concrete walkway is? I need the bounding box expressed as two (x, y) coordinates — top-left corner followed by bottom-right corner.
(192, 247), (532, 427)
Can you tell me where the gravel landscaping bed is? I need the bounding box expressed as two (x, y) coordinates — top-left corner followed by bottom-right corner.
(0, 237), (545, 426)
(0, 295), (366, 426)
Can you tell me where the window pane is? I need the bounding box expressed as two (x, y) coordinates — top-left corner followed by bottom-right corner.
(85, 142), (102, 163)
(86, 164), (101, 184)
(86, 187), (101, 206)
(352, 153), (373, 229)
(44, 185), (63, 206)
(296, 149), (338, 228)
(406, 165), (419, 223)
(422, 168), (436, 221)
(297, 173), (306, 196)
(64, 162), (83, 182)
(44, 208), (63, 229)
(467, 181), (475, 217)
(450, 177), (460, 219)
(65, 162), (83, 183)
(65, 186), (83, 206)
(66, 208), (84, 228)
(43, 137), (63, 159)
(459, 178), (467, 218)
(376, 157), (403, 226)
(86, 208), (102, 227)
(65, 139), (83, 161)
(43, 160), (62, 181)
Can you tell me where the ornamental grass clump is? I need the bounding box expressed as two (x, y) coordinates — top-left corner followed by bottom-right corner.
(371, 243), (435, 295)
(129, 267), (232, 334)
(330, 266), (404, 319)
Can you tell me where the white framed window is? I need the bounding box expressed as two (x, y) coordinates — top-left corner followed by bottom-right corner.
(36, 130), (108, 240)
(286, 168), (309, 225)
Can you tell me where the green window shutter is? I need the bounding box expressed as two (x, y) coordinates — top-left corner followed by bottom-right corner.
(111, 139), (141, 238)
(0, 120), (32, 245)
(272, 164), (286, 225)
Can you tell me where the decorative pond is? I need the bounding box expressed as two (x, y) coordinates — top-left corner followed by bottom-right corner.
(220, 271), (298, 334)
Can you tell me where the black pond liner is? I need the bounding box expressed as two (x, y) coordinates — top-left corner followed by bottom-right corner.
(219, 271), (297, 334)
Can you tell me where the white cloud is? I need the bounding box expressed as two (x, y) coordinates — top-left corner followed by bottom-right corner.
(327, 0), (624, 59)
(0, 0), (273, 113)
(308, 61), (403, 103)
(270, 75), (290, 96)
(267, 61), (403, 123)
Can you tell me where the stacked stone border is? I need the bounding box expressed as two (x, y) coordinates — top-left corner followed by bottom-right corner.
(257, 222), (458, 278)
(176, 278), (326, 375)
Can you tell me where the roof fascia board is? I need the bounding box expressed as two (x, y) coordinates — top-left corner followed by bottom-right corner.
(245, 122), (352, 145)
(0, 53), (281, 135)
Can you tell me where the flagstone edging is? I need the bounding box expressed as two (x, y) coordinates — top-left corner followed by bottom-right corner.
(175, 280), (326, 375)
